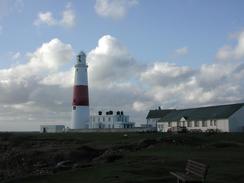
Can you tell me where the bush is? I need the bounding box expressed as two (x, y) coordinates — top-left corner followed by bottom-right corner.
(205, 129), (222, 134)
(189, 129), (202, 133)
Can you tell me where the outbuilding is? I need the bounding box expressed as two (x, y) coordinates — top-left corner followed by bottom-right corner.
(40, 125), (65, 133)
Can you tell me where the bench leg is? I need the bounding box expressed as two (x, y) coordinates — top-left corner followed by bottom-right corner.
(177, 178), (184, 183)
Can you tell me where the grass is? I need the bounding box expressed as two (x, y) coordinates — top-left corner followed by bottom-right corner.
(3, 132), (244, 183)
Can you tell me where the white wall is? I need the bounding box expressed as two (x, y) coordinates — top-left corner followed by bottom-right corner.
(216, 119), (229, 132)
(40, 125), (65, 133)
(157, 119), (228, 132)
(74, 66), (88, 85)
(229, 106), (244, 132)
(90, 114), (133, 129)
(72, 106), (90, 129)
(147, 118), (159, 127)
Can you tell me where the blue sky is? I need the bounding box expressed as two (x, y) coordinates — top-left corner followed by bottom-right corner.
(1, 0), (244, 67)
(0, 0), (244, 131)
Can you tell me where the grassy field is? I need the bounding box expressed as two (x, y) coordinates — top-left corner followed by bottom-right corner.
(2, 132), (244, 183)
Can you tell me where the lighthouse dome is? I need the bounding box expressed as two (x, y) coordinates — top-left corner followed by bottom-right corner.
(77, 51), (86, 64)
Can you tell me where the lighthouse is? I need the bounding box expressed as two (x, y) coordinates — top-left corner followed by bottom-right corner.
(71, 51), (90, 129)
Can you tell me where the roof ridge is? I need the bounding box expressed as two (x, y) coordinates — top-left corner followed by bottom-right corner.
(176, 103), (244, 111)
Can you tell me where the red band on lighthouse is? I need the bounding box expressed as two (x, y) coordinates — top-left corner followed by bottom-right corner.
(72, 85), (89, 106)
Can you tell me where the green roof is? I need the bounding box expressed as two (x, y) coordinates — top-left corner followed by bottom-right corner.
(146, 109), (176, 119)
(160, 103), (244, 122)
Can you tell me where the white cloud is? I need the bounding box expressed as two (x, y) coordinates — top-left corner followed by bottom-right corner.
(60, 7), (76, 28)
(0, 38), (73, 104)
(0, 33), (244, 131)
(40, 69), (74, 88)
(95, 0), (138, 19)
(0, 38), (74, 130)
(34, 11), (56, 26)
(11, 52), (21, 60)
(34, 3), (75, 28)
(28, 38), (73, 70)
(174, 47), (188, 56)
(87, 35), (138, 86)
(216, 31), (244, 60)
(133, 101), (152, 112)
(140, 62), (193, 86)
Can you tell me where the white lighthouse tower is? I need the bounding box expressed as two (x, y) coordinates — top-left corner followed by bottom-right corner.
(71, 51), (90, 129)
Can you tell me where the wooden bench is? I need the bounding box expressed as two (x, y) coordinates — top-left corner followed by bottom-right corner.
(170, 160), (208, 183)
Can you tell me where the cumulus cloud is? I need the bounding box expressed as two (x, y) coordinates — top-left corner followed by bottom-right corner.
(216, 31), (244, 60)
(0, 34), (244, 131)
(34, 3), (75, 28)
(34, 12), (56, 26)
(0, 38), (74, 130)
(95, 0), (138, 19)
(87, 35), (138, 86)
(140, 62), (193, 86)
(40, 69), (74, 87)
(133, 101), (152, 112)
(86, 35), (243, 122)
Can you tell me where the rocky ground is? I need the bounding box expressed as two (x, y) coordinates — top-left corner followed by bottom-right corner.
(0, 132), (161, 182)
(1, 132), (244, 183)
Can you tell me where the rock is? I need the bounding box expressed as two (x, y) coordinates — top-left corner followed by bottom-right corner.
(137, 139), (159, 149)
(94, 149), (123, 163)
(53, 160), (74, 173)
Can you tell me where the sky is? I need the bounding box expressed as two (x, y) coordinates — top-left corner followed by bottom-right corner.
(0, 0), (244, 131)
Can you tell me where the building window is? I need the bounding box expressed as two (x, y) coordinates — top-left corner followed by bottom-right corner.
(98, 117), (100, 122)
(73, 106), (76, 110)
(210, 120), (213, 126)
(103, 117), (105, 122)
(168, 122), (172, 127)
(99, 123), (102, 128)
(202, 120), (207, 127)
(214, 120), (217, 126)
(159, 124), (164, 129)
(108, 117), (111, 122)
(195, 121), (200, 127)
(187, 121), (192, 127)
(183, 121), (186, 127)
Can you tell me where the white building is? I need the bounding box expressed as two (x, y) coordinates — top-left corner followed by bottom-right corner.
(157, 103), (244, 132)
(40, 125), (65, 133)
(146, 107), (175, 127)
(90, 111), (135, 129)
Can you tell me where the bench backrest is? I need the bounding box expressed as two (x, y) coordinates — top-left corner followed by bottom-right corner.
(185, 160), (208, 180)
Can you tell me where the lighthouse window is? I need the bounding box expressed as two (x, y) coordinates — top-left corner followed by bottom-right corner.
(73, 106), (76, 110)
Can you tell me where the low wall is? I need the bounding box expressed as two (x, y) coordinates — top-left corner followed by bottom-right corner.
(67, 127), (157, 133)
